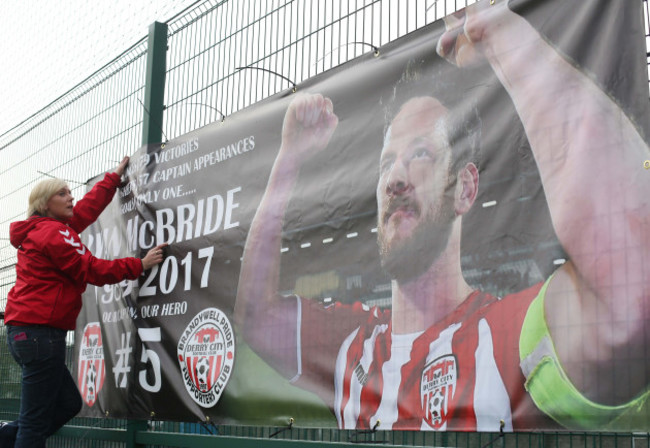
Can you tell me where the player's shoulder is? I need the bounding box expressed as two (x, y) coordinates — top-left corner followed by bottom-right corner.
(349, 301), (389, 318)
(484, 281), (545, 317)
(327, 300), (390, 323)
(503, 282), (545, 302)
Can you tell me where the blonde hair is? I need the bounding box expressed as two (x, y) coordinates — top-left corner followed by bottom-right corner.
(27, 178), (69, 217)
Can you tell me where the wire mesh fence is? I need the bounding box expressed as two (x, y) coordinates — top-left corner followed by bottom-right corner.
(1, 0), (649, 446)
(0, 0), (483, 311)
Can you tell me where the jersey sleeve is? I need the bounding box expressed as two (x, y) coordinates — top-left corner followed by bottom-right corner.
(519, 276), (650, 430)
(68, 172), (121, 234)
(478, 283), (554, 430)
(294, 299), (381, 399)
(43, 223), (142, 287)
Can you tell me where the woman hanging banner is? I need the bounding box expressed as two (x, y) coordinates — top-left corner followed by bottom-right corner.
(76, 0), (650, 432)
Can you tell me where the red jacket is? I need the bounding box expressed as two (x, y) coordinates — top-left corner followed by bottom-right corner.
(5, 173), (143, 330)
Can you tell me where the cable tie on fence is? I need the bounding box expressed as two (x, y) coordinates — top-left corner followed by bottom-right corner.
(138, 99), (170, 145)
(314, 42), (380, 67)
(236, 66), (297, 93)
(199, 420), (213, 435)
(177, 102), (226, 122)
(350, 41), (380, 57)
(78, 409), (114, 442)
(269, 417), (294, 438)
(425, 0), (437, 12)
(349, 420), (386, 444)
(205, 415), (220, 435)
(147, 411), (159, 431)
(480, 419), (506, 448)
(37, 171), (87, 185)
(199, 418), (220, 436)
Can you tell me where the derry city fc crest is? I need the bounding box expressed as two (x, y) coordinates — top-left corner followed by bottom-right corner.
(177, 308), (235, 407)
(421, 354), (457, 430)
(77, 322), (106, 407)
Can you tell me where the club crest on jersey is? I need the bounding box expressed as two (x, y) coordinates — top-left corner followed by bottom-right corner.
(177, 308), (235, 408)
(421, 354), (457, 430)
(77, 322), (105, 407)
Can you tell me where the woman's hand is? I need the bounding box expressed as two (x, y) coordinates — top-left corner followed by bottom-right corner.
(114, 156), (130, 177)
(141, 243), (169, 270)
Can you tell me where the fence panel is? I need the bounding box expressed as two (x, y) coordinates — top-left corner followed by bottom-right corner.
(1, 0), (649, 446)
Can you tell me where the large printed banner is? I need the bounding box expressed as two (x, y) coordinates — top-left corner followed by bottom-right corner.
(75, 0), (650, 432)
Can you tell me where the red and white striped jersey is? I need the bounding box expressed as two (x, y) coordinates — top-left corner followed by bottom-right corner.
(293, 283), (554, 431)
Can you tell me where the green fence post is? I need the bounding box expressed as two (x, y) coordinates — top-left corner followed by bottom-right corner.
(142, 20), (168, 146)
(126, 419), (148, 448)
(131, 20), (167, 445)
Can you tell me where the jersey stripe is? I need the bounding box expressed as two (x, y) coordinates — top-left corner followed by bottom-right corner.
(371, 331), (421, 429)
(300, 285), (545, 430)
(290, 296), (302, 383)
(474, 318), (513, 431)
(343, 324), (388, 428)
(334, 327), (360, 427)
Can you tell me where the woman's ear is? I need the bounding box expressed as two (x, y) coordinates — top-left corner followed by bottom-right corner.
(454, 162), (479, 215)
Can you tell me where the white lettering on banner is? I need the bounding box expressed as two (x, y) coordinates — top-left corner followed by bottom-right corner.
(152, 162), (192, 183)
(153, 138), (199, 164)
(124, 139), (199, 179)
(138, 327), (162, 393)
(139, 247), (214, 297)
(118, 136), (251, 215)
(95, 279), (134, 305)
(113, 332), (133, 388)
(121, 187), (242, 250)
(140, 304), (160, 318)
(102, 306), (138, 323)
(88, 247), (214, 306)
(139, 301), (188, 318)
(193, 136), (255, 170)
(124, 153), (151, 177)
(105, 187), (243, 249)
(161, 301), (188, 316)
(86, 226), (122, 258)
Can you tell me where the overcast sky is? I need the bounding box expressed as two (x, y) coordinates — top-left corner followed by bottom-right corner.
(2, 0), (647, 138)
(0, 0), (197, 136)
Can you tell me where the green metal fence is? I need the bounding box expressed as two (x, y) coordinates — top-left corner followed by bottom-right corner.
(1, 0), (650, 446)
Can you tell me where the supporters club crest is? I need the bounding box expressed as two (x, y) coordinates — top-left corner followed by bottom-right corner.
(421, 354), (457, 430)
(77, 322), (106, 407)
(177, 308), (235, 408)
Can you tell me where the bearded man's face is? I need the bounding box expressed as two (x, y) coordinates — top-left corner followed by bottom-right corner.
(377, 97), (458, 283)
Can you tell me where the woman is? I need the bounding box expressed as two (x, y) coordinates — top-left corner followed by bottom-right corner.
(1, 156), (166, 448)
